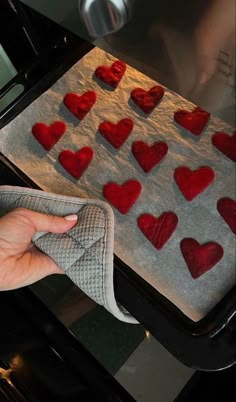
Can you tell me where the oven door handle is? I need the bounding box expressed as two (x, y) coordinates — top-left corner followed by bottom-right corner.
(78, 0), (135, 38)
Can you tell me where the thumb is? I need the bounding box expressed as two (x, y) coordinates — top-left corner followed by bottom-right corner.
(11, 208), (78, 234)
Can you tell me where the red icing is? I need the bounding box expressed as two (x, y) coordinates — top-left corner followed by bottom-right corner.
(132, 140), (168, 173)
(174, 166), (215, 201)
(63, 91), (97, 120)
(59, 147), (94, 179)
(212, 132), (236, 162)
(99, 118), (134, 149)
(95, 60), (126, 88)
(180, 238), (224, 279)
(103, 180), (142, 214)
(174, 106), (210, 135)
(131, 86), (164, 114)
(217, 198), (236, 235)
(32, 121), (66, 151)
(138, 212), (178, 250)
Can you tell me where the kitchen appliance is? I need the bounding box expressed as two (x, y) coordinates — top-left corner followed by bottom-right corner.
(0, 288), (135, 402)
(78, 0), (135, 38)
(0, 0), (235, 383)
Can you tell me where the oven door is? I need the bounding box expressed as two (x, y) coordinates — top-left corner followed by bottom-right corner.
(0, 289), (135, 402)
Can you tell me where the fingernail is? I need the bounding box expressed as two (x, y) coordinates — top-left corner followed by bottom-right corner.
(64, 214), (78, 221)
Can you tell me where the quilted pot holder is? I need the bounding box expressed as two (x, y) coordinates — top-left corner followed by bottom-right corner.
(0, 186), (137, 323)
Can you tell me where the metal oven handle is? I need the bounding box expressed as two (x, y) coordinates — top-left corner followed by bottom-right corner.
(78, 0), (135, 38)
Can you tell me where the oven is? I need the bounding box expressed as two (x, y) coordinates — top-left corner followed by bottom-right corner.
(0, 1), (235, 401)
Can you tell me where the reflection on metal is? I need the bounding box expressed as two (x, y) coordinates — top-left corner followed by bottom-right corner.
(145, 330), (150, 340)
(78, 0), (134, 38)
(0, 84), (24, 113)
(0, 367), (13, 385)
(0, 356), (28, 401)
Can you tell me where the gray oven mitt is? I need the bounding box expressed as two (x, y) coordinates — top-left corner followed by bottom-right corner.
(0, 186), (137, 323)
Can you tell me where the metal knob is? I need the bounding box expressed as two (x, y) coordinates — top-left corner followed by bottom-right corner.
(78, 0), (134, 38)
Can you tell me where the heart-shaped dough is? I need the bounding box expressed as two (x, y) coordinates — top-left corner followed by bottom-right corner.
(131, 86), (164, 114)
(59, 147), (94, 179)
(217, 197), (236, 234)
(63, 91), (97, 120)
(32, 121), (66, 151)
(138, 212), (178, 250)
(180, 238), (224, 279)
(174, 166), (215, 201)
(132, 140), (168, 172)
(212, 132), (236, 162)
(99, 119), (134, 149)
(174, 106), (210, 135)
(95, 60), (126, 88)
(103, 180), (142, 214)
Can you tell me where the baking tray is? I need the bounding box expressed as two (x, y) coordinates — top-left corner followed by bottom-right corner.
(0, 18), (235, 370)
(1, 46), (235, 318)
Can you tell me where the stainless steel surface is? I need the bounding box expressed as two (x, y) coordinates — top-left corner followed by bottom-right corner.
(78, 0), (133, 38)
(20, 0), (236, 124)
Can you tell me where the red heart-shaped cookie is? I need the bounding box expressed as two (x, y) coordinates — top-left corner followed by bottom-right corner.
(95, 60), (126, 88)
(212, 132), (236, 162)
(217, 198), (236, 234)
(103, 180), (142, 214)
(180, 238), (224, 279)
(63, 91), (97, 120)
(99, 118), (134, 149)
(131, 86), (164, 114)
(32, 121), (66, 151)
(132, 141), (168, 173)
(174, 166), (215, 201)
(138, 212), (178, 250)
(174, 106), (210, 135)
(59, 147), (94, 179)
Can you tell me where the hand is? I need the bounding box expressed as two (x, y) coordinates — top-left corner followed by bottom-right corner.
(0, 208), (78, 291)
(194, 0), (235, 85)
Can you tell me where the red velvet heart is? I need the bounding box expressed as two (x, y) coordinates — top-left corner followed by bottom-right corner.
(138, 212), (178, 250)
(212, 132), (236, 162)
(59, 147), (94, 179)
(217, 198), (236, 235)
(32, 121), (66, 151)
(180, 238), (224, 279)
(174, 106), (210, 135)
(99, 119), (134, 149)
(132, 141), (168, 173)
(131, 86), (164, 114)
(103, 180), (142, 214)
(95, 60), (126, 88)
(174, 166), (215, 201)
(63, 91), (97, 120)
